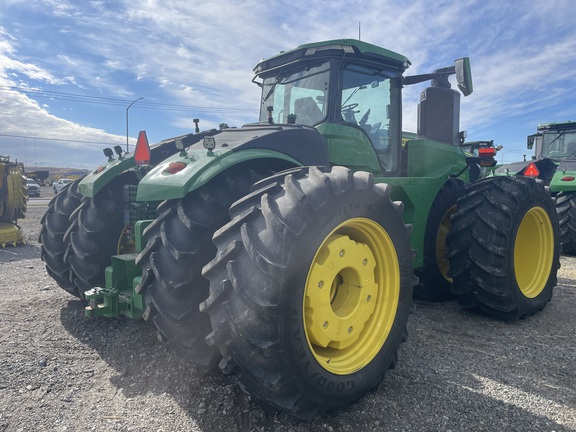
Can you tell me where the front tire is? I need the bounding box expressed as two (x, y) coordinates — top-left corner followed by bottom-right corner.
(135, 167), (267, 366)
(39, 179), (83, 297)
(66, 172), (137, 294)
(447, 176), (560, 320)
(200, 166), (415, 419)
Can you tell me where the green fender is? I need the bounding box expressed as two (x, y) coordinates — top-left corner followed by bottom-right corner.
(79, 156), (135, 198)
(135, 148), (302, 202)
(550, 168), (576, 192)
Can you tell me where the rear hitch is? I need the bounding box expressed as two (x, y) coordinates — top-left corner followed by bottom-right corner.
(84, 253), (145, 319)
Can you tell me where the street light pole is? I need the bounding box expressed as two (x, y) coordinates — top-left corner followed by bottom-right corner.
(500, 150), (515, 164)
(126, 97), (143, 153)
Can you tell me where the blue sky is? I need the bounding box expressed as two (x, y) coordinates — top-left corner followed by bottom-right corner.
(0, 0), (575, 169)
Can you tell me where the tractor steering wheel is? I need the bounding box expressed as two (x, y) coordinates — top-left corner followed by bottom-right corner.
(341, 103), (359, 123)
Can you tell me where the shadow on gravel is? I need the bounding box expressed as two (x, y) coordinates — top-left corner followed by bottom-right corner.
(396, 296), (576, 431)
(55, 293), (576, 432)
(58, 299), (287, 431)
(0, 242), (41, 263)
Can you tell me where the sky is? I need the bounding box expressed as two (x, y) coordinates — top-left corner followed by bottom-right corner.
(0, 0), (575, 169)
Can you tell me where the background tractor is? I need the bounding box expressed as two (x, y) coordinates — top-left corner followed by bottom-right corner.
(39, 39), (560, 419)
(0, 155), (27, 247)
(494, 121), (576, 252)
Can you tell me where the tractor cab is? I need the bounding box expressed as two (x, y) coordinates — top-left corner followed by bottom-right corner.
(254, 40), (407, 173)
(253, 39), (472, 175)
(528, 121), (576, 161)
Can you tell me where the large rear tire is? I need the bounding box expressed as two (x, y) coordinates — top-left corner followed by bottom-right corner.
(135, 167), (267, 366)
(555, 191), (576, 254)
(66, 172), (138, 294)
(39, 179), (83, 297)
(414, 178), (466, 300)
(447, 176), (560, 320)
(200, 166), (415, 419)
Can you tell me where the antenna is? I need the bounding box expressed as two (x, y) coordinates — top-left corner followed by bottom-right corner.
(358, 21), (361, 40)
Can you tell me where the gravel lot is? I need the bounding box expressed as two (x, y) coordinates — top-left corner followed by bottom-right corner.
(1, 197), (575, 432)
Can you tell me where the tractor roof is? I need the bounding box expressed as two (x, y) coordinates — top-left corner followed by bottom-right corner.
(537, 120), (576, 131)
(254, 39), (410, 76)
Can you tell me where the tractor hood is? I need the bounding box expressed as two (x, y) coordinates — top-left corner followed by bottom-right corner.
(494, 161), (531, 175)
(79, 128), (220, 198)
(184, 123), (329, 163)
(136, 123), (330, 202)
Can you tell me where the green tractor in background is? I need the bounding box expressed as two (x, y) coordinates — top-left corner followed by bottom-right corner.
(39, 39), (560, 419)
(494, 121), (576, 252)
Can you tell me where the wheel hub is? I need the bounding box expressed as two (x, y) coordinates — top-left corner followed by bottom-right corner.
(305, 233), (377, 350)
(303, 218), (400, 375)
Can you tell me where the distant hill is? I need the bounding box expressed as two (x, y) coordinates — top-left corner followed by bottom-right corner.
(25, 167), (91, 183)
(27, 166), (91, 178)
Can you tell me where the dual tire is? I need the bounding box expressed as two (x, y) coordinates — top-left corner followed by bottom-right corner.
(40, 173), (137, 298)
(447, 176), (560, 320)
(134, 167), (271, 366)
(200, 166), (415, 419)
(555, 190), (576, 254)
(39, 179), (83, 297)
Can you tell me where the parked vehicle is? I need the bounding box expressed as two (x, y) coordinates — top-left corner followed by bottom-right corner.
(53, 178), (74, 194)
(25, 178), (40, 197)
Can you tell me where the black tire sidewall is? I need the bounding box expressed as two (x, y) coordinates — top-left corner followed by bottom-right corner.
(415, 179), (465, 299)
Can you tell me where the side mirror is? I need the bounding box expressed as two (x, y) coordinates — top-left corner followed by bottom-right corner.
(455, 57), (473, 96)
(527, 134), (536, 150)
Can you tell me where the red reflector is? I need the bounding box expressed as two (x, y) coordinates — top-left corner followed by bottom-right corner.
(524, 163), (540, 177)
(166, 162), (187, 174)
(561, 176), (576, 181)
(479, 148), (496, 157)
(134, 130), (151, 165)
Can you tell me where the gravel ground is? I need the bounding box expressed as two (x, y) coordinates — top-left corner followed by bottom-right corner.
(1, 199), (575, 432)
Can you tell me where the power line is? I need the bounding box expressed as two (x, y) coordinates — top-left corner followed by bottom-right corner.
(0, 133), (120, 146)
(0, 86), (256, 112)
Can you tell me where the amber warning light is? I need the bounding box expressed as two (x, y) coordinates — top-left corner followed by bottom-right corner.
(134, 130), (151, 165)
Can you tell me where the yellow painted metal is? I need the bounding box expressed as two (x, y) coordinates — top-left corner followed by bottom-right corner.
(0, 222), (24, 247)
(514, 206), (554, 298)
(436, 205), (457, 282)
(304, 217), (400, 375)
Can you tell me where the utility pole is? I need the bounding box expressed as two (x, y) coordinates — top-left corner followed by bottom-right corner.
(126, 97), (143, 153)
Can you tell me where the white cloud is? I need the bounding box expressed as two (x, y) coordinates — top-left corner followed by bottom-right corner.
(0, 0), (575, 167)
(0, 28), (126, 167)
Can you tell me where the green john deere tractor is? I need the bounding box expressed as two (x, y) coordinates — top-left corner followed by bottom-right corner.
(494, 121), (576, 252)
(39, 39), (560, 419)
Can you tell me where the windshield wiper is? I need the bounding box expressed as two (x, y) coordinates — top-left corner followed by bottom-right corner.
(341, 85), (365, 107)
(546, 131), (566, 149)
(263, 75), (283, 102)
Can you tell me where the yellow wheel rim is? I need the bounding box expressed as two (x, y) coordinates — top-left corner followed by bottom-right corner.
(304, 217), (400, 375)
(436, 205), (456, 282)
(514, 206), (554, 298)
